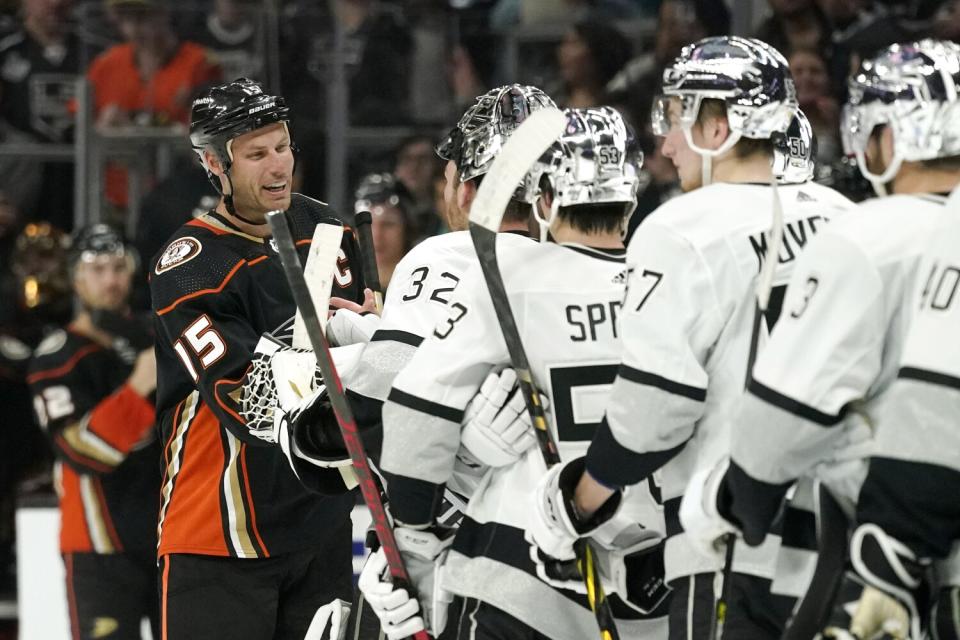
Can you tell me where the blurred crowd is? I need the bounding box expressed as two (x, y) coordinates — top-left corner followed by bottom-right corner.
(0, 0), (959, 633)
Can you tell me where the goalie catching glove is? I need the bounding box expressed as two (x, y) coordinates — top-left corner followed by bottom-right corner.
(241, 334), (362, 493)
(357, 526), (455, 640)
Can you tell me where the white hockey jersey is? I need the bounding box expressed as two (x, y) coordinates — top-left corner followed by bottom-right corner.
(380, 237), (666, 640)
(725, 193), (949, 592)
(345, 230), (532, 500)
(583, 181), (856, 584)
(857, 202), (960, 567)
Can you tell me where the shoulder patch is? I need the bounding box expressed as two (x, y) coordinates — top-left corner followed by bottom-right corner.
(0, 335), (30, 360)
(156, 237), (203, 274)
(35, 330), (68, 357)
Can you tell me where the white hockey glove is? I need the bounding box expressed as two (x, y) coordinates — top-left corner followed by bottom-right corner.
(460, 368), (542, 468)
(358, 548), (426, 640)
(593, 524), (671, 614)
(303, 599), (350, 640)
(358, 526), (455, 638)
(527, 456), (623, 563)
(326, 309), (380, 347)
(679, 457), (739, 562)
(822, 524), (928, 640)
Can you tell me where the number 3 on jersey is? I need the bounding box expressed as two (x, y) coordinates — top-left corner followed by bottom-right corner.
(173, 315), (227, 381)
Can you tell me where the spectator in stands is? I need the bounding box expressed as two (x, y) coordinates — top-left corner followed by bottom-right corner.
(0, 0), (82, 230)
(790, 47), (841, 165)
(555, 19), (631, 109)
(393, 134), (442, 240)
(282, 0), (413, 127)
(610, 0), (730, 129)
(755, 0), (832, 55)
(185, 0), (263, 83)
(88, 0), (221, 210)
(490, 0), (642, 29)
(354, 172), (414, 288)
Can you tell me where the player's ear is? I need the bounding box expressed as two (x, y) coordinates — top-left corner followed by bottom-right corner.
(706, 116), (729, 151)
(457, 178), (477, 213)
(204, 149), (226, 177)
(879, 124), (895, 168)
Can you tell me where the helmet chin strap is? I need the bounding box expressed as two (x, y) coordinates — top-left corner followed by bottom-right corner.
(532, 198), (557, 243)
(855, 149), (902, 198)
(682, 126), (742, 187)
(221, 171), (267, 226)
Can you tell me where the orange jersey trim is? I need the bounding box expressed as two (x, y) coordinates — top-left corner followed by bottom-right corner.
(94, 479), (124, 552)
(160, 556), (170, 640)
(87, 384), (155, 452)
(27, 344), (102, 384)
(156, 404), (231, 557)
(156, 259), (245, 316)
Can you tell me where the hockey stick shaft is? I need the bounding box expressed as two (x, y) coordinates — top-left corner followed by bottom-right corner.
(267, 210), (431, 640)
(354, 210), (384, 313)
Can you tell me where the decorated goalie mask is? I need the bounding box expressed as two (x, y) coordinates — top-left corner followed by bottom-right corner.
(841, 39), (960, 195)
(436, 84), (557, 200)
(528, 106), (644, 241)
(772, 109), (816, 185)
(651, 36), (797, 185)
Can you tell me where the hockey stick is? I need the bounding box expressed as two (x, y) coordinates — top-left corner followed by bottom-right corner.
(292, 223), (344, 349)
(466, 107), (620, 640)
(780, 483), (848, 640)
(354, 210), (384, 313)
(267, 210), (431, 640)
(710, 178), (786, 640)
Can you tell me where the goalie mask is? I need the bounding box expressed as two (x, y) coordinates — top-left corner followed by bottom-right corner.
(841, 39), (960, 195)
(436, 84), (556, 199)
(772, 109), (816, 185)
(651, 36), (797, 185)
(528, 107), (644, 241)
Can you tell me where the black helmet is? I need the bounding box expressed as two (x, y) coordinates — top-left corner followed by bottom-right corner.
(189, 77), (291, 175)
(353, 172), (413, 216)
(69, 224), (136, 270)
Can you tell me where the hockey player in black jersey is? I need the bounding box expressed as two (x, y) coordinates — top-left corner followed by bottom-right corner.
(150, 78), (370, 640)
(28, 224), (160, 640)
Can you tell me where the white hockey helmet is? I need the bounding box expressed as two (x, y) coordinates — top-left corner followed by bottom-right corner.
(529, 106), (644, 240)
(772, 109), (816, 185)
(651, 36), (798, 184)
(436, 84), (557, 193)
(841, 39), (960, 192)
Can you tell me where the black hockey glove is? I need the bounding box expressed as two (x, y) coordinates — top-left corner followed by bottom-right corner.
(822, 523), (930, 640)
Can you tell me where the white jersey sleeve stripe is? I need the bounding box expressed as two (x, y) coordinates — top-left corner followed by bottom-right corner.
(387, 387), (465, 423)
(370, 329), (424, 347)
(619, 364), (708, 402)
(898, 366), (960, 390)
(747, 378), (847, 426)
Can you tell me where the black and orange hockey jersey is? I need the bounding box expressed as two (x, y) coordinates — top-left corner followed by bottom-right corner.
(150, 195), (364, 559)
(27, 328), (159, 554)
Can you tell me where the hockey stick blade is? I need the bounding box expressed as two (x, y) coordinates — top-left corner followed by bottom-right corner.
(354, 210), (384, 313)
(267, 210), (431, 640)
(293, 222), (343, 349)
(466, 109), (620, 640)
(468, 107), (566, 232)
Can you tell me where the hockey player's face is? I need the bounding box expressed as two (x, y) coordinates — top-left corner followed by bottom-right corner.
(660, 99), (704, 192)
(442, 160), (469, 231)
(228, 123), (294, 219)
(74, 255), (132, 311)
